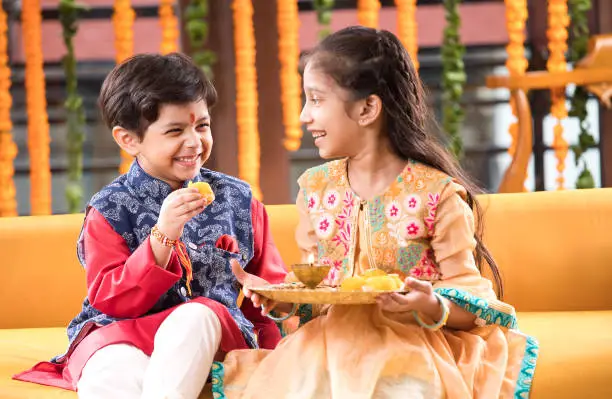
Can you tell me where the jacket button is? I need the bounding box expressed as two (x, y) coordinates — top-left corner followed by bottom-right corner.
(180, 287), (187, 297)
(188, 242), (197, 250)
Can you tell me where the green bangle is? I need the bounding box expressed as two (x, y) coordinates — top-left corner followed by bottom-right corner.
(265, 303), (298, 322)
(412, 292), (450, 331)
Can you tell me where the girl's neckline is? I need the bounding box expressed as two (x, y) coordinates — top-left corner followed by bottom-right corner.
(341, 157), (411, 203)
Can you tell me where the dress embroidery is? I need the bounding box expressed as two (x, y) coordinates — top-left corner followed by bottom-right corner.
(298, 158), (451, 281)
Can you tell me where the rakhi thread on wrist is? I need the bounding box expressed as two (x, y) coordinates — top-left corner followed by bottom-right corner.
(151, 224), (193, 296)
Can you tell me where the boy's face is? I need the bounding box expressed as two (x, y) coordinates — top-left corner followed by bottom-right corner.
(133, 100), (212, 189)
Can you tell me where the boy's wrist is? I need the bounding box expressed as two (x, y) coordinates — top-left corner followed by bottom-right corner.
(152, 223), (181, 244)
(155, 222), (181, 241)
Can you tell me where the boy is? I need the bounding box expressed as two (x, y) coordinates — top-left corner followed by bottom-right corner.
(15, 53), (289, 399)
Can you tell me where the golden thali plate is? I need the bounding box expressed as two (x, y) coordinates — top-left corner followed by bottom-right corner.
(250, 282), (408, 305)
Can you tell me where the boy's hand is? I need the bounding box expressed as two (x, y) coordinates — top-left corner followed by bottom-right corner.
(157, 187), (209, 240)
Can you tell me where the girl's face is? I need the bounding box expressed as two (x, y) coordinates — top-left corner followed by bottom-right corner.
(300, 62), (363, 159)
(128, 100), (213, 189)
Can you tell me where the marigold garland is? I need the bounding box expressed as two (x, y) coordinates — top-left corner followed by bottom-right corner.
(504, 0), (528, 159)
(113, 0), (134, 64)
(232, 0), (262, 200)
(22, 0), (51, 215)
(113, 0), (135, 174)
(357, 0), (380, 29)
(547, 0), (570, 190)
(395, 0), (419, 71)
(159, 0), (179, 55)
(0, 2), (17, 216)
(277, 0), (302, 151)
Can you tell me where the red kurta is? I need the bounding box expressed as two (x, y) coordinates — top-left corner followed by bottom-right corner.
(14, 199), (287, 391)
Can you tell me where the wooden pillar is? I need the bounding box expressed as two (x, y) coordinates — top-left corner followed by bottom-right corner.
(594, 0), (612, 187)
(252, 0), (290, 204)
(526, 1), (549, 191)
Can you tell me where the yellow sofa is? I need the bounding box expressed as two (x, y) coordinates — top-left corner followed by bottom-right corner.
(2, 188), (612, 398)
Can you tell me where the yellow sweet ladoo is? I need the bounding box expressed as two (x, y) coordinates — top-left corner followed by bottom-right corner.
(188, 181), (216, 204)
(339, 269), (404, 292)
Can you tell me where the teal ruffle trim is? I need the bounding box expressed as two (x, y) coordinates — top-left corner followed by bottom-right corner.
(211, 361), (226, 399)
(514, 335), (539, 398)
(435, 287), (518, 329)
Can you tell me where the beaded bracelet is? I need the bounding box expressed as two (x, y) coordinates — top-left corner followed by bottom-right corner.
(151, 225), (194, 296)
(151, 224), (177, 247)
(264, 303), (298, 322)
(412, 292), (450, 331)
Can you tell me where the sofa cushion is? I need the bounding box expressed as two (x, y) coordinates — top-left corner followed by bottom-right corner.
(518, 311), (612, 398)
(2, 311), (612, 399)
(0, 327), (215, 399)
(478, 189), (612, 312)
(0, 214), (86, 330)
(0, 328), (74, 398)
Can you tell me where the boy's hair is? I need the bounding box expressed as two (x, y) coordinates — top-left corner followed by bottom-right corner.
(98, 52), (217, 140)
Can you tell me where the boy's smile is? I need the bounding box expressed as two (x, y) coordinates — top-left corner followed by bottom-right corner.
(174, 154), (203, 168)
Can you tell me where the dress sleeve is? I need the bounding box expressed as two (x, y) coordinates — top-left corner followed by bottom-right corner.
(84, 208), (183, 319)
(431, 182), (518, 329)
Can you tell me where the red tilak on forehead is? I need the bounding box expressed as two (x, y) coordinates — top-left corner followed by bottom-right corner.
(190, 113), (196, 124)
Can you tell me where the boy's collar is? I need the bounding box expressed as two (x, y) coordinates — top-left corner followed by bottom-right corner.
(125, 160), (205, 202)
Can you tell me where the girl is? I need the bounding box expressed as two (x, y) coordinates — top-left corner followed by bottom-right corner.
(221, 26), (538, 398)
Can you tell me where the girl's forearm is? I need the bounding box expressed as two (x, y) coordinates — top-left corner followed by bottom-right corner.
(421, 297), (477, 331)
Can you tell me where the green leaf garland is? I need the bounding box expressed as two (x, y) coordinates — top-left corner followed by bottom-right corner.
(314, 0), (334, 40)
(568, 0), (595, 189)
(441, 0), (466, 159)
(185, 0), (216, 77)
(59, 0), (88, 213)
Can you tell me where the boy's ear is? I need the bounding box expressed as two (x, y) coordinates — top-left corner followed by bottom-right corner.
(112, 126), (140, 156)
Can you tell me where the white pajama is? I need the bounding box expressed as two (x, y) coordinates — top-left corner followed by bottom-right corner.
(77, 302), (222, 399)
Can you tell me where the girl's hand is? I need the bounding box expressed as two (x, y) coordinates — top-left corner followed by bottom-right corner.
(157, 187), (209, 240)
(230, 260), (293, 315)
(376, 277), (443, 321)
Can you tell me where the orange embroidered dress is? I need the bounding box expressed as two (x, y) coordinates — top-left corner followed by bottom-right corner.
(216, 159), (538, 398)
